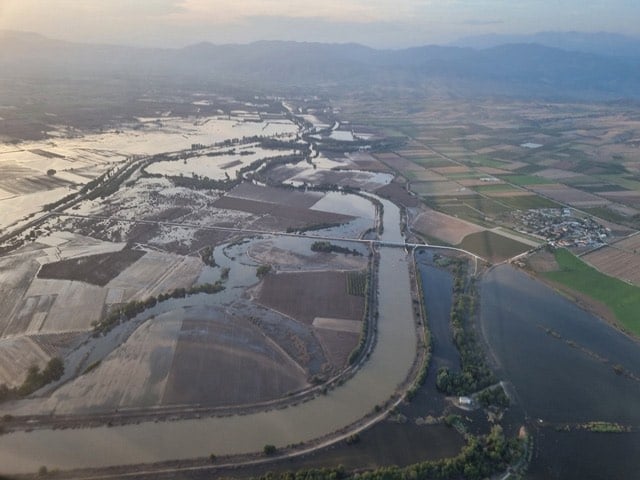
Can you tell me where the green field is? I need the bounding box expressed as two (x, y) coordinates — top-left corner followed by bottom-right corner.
(499, 174), (553, 186)
(474, 184), (520, 193)
(410, 181), (465, 196)
(458, 230), (530, 262)
(545, 249), (640, 336)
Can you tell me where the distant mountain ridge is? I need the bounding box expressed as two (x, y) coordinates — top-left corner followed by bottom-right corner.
(1, 30), (640, 100)
(451, 31), (640, 58)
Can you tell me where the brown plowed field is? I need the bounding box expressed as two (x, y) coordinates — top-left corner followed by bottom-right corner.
(227, 182), (322, 208)
(37, 249), (145, 286)
(582, 247), (640, 285)
(163, 316), (308, 406)
(412, 208), (485, 245)
(213, 196), (353, 227)
(313, 328), (360, 369)
(257, 271), (365, 325)
(347, 152), (392, 172)
(530, 184), (609, 207)
(375, 182), (421, 208)
(374, 153), (426, 174)
(613, 234), (640, 251)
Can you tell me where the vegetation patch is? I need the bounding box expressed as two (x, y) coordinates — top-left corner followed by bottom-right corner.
(346, 271), (367, 297)
(0, 357), (64, 403)
(436, 262), (497, 398)
(311, 241), (362, 257)
(545, 249), (640, 336)
(581, 421), (630, 433)
(251, 426), (522, 480)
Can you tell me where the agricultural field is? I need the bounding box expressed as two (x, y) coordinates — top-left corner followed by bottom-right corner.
(162, 312), (309, 407)
(256, 269), (368, 372)
(37, 249), (145, 286)
(529, 184), (610, 208)
(213, 194), (354, 231)
(582, 234), (640, 286)
(411, 208), (485, 245)
(375, 181), (422, 208)
(257, 271), (365, 325)
(545, 249), (640, 336)
(458, 230), (532, 262)
(410, 181), (475, 197)
(345, 152), (392, 172)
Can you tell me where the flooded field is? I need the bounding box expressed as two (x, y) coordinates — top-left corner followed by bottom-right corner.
(480, 265), (640, 479)
(0, 114), (298, 230)
(145, 145), (292, 181)
(0, 198), (418, 473)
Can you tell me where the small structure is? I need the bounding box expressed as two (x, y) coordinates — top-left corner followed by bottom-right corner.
(458, 396), (473, 407)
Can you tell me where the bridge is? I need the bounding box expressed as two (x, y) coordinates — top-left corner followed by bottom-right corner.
(51, 212), (486, 266)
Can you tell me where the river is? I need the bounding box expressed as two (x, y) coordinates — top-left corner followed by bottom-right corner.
(0, 198), (418, 474)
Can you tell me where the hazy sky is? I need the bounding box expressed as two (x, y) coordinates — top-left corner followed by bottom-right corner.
(0, 0), (639, 48)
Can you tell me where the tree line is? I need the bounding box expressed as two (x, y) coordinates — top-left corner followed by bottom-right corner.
(435, 262), (497, 398)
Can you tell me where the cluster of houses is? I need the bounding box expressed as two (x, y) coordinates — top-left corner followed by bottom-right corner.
(513, 208), (610, 248)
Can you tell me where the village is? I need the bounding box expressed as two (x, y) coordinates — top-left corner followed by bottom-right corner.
(512, 208), (610, 248)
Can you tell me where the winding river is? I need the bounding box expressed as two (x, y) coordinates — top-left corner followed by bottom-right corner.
(0, 197), (418, 474)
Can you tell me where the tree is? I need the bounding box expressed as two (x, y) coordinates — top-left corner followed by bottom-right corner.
(257, 264), (272, 277)
(263, 444), (277, 455)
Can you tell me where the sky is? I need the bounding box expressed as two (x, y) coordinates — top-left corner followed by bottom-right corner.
(0, 0), (639, 48)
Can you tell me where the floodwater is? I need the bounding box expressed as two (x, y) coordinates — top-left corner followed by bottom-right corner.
(415, 251), (458, 376)
(479, 265), (640, 479)
(145, 146), (290, 181)
(0, 196), (418, 474)
(0, 116), (299, 230)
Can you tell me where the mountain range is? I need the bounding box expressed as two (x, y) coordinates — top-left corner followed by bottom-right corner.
(1, 30), (640, 101)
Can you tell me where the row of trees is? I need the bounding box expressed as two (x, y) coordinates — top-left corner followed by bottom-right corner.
(406, 265), (432, 401)
(94, 281), (225, 335)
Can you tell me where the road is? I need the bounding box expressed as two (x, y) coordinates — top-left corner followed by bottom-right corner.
(51, 211), (486, 262)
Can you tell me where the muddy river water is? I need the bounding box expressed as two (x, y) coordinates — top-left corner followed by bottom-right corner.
(0, 198), (419, 473)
